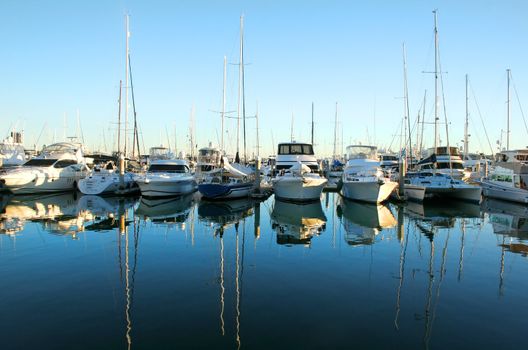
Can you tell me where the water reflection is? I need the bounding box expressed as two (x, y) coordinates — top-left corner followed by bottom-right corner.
(482, 197), (528, 240)
(136, 193), (196, 228)
(271, 199), (326, 246)
(336, 197), (396, 246)
(0, 192), (138, 236)
(198, 198), (254, 236)
(0, 192), (527, 349)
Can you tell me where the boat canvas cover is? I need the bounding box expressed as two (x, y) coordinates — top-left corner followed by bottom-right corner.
(210, 157), (254, 178)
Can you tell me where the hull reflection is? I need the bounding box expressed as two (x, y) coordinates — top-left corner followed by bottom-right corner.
(136, 193), (196, 226)
(271, 199), (327, 245)
(336, 197), (396, 246)
(482, 197), (528, 240)
(198, 198), (254, 235)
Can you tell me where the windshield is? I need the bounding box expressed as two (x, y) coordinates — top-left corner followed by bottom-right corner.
(24, 159), (56, 167)
(149, 164), (189, 173)
(278, 144), (314, 155)
(347, 146), (377, 159)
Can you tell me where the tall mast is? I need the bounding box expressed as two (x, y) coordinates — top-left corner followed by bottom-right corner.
(241, 15), (247, 164)
(311, 102), (314, 145)
(221, 56), (227, 151)
(118, 80), (123, 153)
(433, 9), (439, 150)
(464, 74), (469, 158)
(124, 14), (130, 158)
(333, 102), (338, 159)
(290, 112), (294, 142)
(507, 68), (511, 150)
(236, 15), (244, 161)
(402, 43), (409, 163)
(255, 102), (260, 157)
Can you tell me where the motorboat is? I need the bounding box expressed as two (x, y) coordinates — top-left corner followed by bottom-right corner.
(416, 146), (471, 181)
(198, 157), (254, 200)
(0, 142), (90, 194)
(406, 171), (481, 203)
(273, 162), (327, 202)
(481, 149), (528, 204)
(135, 159), (197, 197)
(272, 142), (327, 202)
(195, 145), (222, 180)
(340, 145), (398, 203)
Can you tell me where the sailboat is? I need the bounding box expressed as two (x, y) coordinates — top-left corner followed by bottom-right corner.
(78, 15), (138, 196)
(406, 10), (481, 203)
(198, 15), (255, 200)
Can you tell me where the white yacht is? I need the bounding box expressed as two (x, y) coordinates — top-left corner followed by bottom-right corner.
(378, 153), (399, 172)
(340, 145), (398, 203)
(416, 146), (471, 181)
(481, 149), (528, 204)
(195, 146), (222, 179)
(272, 142), (327, 202)
(135, 159), (196, 198)
(0, 132), (26, 167)
(0, 142), (90, 194)
(77, 161), (138, 195)
(406, 171), (481, 203)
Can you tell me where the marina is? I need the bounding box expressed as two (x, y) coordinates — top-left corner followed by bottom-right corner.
(1, 1), (528, 349)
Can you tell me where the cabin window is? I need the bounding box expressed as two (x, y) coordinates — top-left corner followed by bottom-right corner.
(277, 144), (314, 155)
(149, 164), (189, 173)
(24, 159), (56, 167)
(54, 160), (78, 168)
(436, 162), (464, 169)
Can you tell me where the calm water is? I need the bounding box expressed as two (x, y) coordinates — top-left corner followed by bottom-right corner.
(0, 191), (527, 350)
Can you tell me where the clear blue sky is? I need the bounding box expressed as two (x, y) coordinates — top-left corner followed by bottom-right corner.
(1, 0), (527, 157)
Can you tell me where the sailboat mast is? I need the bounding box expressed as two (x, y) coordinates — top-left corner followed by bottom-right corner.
(118, 80), (123, 154)
(236, 15), (243, 161)
(240, 15), (247, 164)
(221, 56), (227, 152)
(311, 102), (314, 145)
(402, 43), (409, 164)
(433, 9), (439, 150)
(124, 14), (130, 158)
(256, 102), (260, 157)
(333, 102), (338, 159)
(464, 74), (469, 158)
(507, 68), (511, 150)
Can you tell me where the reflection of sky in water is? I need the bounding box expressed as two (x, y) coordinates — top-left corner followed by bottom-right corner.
(0, 192), (527, 349)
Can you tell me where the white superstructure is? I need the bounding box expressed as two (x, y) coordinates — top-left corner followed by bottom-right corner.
(135, 159), (197, 198)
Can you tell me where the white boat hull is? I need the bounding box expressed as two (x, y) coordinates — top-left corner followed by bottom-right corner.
(137, 178), (197, 197)
(341, 180), (397, 203)
(272, 176), (327, 202)
(78, 173), (137, 195)
(0, 169), (86, 194)
(481, 180), (528, 204)
(404, 184), (426, 202)
(424, 185), (482, 203)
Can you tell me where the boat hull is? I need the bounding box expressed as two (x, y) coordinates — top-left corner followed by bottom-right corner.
(340, 180), (397, 203)
(481, 180), (528, 204)
(424, 185), (482, 203)
(272, 176), (327, 202)
(137, 178), (197, 198)
(198, 182), (254, 200)
(78, 173), (137, 195)
(0, 169), (86, 194)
